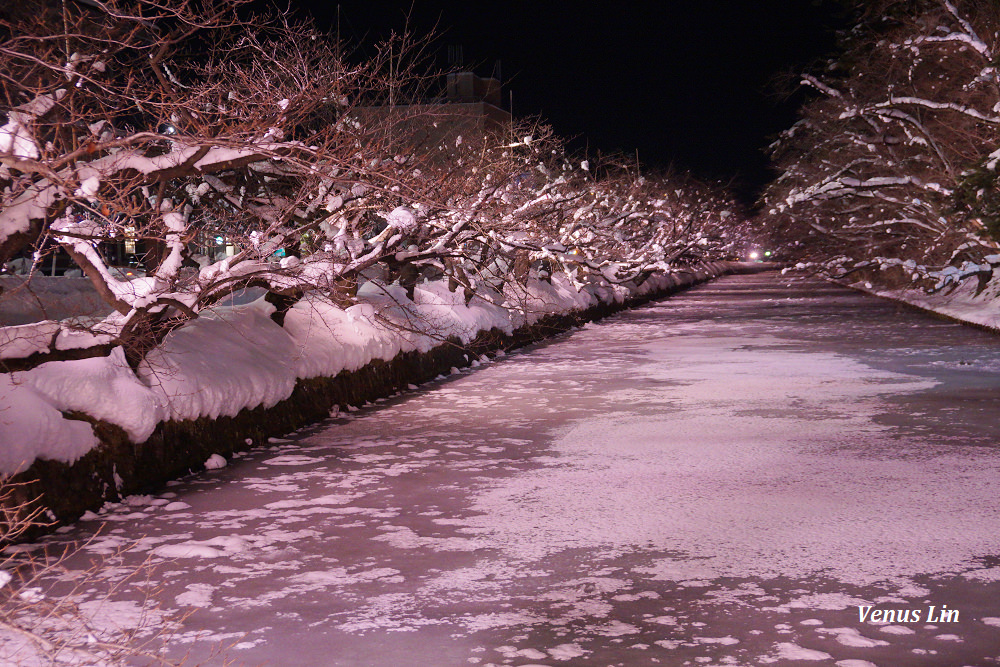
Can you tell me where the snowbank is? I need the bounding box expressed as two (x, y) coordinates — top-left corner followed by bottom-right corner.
(137, 299), (299, 422)
(1, 267), (730, 477)
(0, 375), (99, 473)
(847, 272), (1000, 332)
(19, 347), (163, 443)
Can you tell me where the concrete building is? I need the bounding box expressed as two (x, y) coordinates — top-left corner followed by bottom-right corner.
(442, 72), (510, 130)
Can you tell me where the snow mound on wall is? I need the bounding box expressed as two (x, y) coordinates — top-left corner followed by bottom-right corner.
(285, 294), (403, 379)
(16, 347), (164, 442)
(412, 280), (513, 342)
(509, 275), (597, 326)
(0, 375), (99, 474)
(0, 321), (63, 360)
(0, 269), (714, 473)
(137, 299), (299, 421)
(285, 279), (517, 381)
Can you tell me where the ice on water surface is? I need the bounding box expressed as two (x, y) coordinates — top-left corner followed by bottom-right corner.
(12, 274), (1000, 666)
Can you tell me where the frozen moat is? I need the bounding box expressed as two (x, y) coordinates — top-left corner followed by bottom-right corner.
(11, 272), (1000, 666)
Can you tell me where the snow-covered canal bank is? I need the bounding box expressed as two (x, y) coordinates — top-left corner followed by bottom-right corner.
(15, 272), (1000, 666)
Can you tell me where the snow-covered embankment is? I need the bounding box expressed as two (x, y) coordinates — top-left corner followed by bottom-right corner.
(822, 257), (1000, 333)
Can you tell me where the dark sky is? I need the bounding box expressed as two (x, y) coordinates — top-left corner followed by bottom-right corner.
(291, 1), (847, 203)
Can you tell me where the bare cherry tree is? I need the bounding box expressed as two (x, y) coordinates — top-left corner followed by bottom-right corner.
(762, 0), (1000, 281)
(0, 1), (482, 364)
(1, 0), (749, 371)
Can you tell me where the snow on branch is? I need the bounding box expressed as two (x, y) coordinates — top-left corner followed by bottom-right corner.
(0, 1), (746, 373)
(872, 97), (1000, 124)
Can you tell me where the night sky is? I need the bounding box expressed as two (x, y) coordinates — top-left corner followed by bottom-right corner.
(290, 1), (848, 204)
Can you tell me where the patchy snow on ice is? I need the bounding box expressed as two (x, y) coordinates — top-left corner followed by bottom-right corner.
(153, 543), (227, 559)
(774, 642), (832, 661)
(203, 453), (227, 470)
(0, 596), (175, 667)
(546, 642), (587, 660)
(785, 593), (873, 612)
(816, 626), (888, 648)
(175, 583), (215, 608)
(15, 274), (1000, 665)
(458, 334), (1000, 588)
(292, 567), (403, 586)
(261, 454), (325, 466)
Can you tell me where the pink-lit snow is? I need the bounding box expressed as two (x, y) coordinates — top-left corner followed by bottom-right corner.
(5, 274), (1000, 666)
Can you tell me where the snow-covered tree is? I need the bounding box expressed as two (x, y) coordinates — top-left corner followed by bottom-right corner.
(0, 1), (483, 363)
(761, 0), (1000, 286)
(0, 1), (748, 369)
